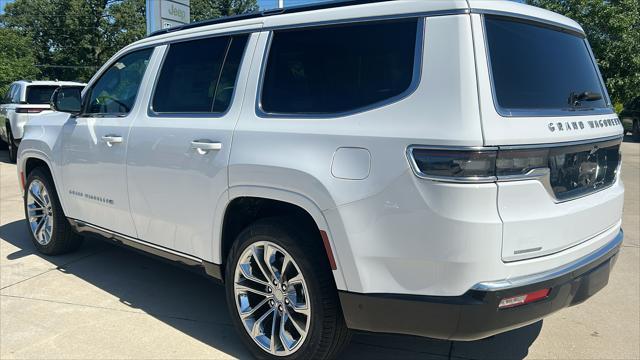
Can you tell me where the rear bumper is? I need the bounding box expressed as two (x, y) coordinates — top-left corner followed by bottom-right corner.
(339, 229), (623, 341)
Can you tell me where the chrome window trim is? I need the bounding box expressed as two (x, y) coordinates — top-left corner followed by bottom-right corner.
(406, 135), (623, 202)
(255, 16), (426, 119)
(471, 228), (623, 291)
(480, 14), (614, 118)
(147, 34), (251, 119)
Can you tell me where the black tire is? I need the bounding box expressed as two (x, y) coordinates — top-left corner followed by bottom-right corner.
(7, 127), (17, 163)
(24, 167), (83, 255)
(225, 218), (351, 360)
(633, 119), (640, 141)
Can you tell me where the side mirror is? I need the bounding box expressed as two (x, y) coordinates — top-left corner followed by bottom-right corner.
(51, 87), (82, 114)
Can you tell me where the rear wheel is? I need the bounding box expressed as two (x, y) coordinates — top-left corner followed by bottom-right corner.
(225, 218), (350, 359)
(24, 167), (82, 255)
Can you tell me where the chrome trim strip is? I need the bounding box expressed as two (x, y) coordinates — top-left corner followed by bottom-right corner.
(496, 134), (622, 150)
(471, 229), (623, 291)
(255, 17), (426, 119)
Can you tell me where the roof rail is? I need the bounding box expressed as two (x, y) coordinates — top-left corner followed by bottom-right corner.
(147, 0), (395, 38)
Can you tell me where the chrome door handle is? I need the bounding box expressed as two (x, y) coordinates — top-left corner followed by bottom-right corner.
(191, 140), (222, 154)
(101, 135), (123, 147)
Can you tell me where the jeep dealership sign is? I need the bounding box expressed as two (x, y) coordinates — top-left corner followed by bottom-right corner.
(146, 0), (190, 35)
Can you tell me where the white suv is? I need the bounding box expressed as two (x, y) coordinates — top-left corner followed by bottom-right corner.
(16, 1), (625, 359)
(1, 80), (85, 162)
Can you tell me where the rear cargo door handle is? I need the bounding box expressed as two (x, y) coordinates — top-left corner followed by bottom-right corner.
(101, 135), (123, 147)
(191, 140), (222, 154)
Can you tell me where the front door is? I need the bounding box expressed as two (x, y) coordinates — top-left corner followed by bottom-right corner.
(126, 33), (256, 259)
(61, 48), (155, 237)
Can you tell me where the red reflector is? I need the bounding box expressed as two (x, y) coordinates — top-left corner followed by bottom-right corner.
(498, 288), (550, 309)
(16, 108), (47, 114)
(20, 171), (26, 191)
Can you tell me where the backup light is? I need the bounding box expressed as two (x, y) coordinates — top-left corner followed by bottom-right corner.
(498, 288), (550, 309)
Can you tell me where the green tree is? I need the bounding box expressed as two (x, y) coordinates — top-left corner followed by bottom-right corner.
(526, 0), (640, 107)
(0, 28), (41, 96)
(1, 0), (146, 82)
(0, 0), (258, 83)
(191, 0), (259, 22)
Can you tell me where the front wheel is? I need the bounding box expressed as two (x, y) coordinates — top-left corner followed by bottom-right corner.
(24, 167), (82, 255)
(225, 218), (350, 359)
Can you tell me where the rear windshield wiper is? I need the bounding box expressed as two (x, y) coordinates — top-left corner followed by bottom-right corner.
(568, 91), (602, 107)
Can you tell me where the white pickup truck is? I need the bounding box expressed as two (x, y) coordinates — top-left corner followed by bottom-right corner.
(16, 1), (624, 359)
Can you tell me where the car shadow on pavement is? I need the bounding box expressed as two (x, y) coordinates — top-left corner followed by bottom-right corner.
(0, 219), (542, 360)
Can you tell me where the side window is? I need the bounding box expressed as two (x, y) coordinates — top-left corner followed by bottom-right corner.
(86, 48), (153, 115)
(152, 34), (248, 114)
(261, 19), (419, 115)
(11, 85), (21, 104)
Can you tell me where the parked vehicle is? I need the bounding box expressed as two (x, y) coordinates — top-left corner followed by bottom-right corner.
(0, 80), (85, 162)
(620, 97), (640, 140)
(17, 1), (624, 358)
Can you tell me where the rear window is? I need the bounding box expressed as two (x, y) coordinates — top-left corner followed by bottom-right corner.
(260, 18), (419, 115)
(485, 16), (609, 115)
(25, 86), (59, 104)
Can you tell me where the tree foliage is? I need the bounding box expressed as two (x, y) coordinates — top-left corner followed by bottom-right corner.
(526, 0), (640, 107)
(0, 0), (257, 92)
(0, 28), (41, 96)
(191, 0), (259, 22)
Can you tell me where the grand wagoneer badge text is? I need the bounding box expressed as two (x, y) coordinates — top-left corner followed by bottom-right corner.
(548, 117), (621, 133)
(69, 190), (114, 205)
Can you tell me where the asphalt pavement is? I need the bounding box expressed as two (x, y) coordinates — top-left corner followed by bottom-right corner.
(1, 137), (638, 359)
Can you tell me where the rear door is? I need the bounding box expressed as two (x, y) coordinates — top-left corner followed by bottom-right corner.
(471, 13), (624, 261)
(126, 33), (256, 258)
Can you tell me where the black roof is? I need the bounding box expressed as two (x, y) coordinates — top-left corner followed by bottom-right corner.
(147, 0), (395, 38)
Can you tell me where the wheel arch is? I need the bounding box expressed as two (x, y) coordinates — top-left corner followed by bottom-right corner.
(20, 152), (67, 213)
(217, 186), (347, 290)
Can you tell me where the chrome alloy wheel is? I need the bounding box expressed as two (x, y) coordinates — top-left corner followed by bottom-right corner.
(234, 241), (311, 356)
(26, 179), (54, 246)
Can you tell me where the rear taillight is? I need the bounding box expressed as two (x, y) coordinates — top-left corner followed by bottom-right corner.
(409, 148), (497, 181)
(495, 148), (549, 177)
(498, 288), (551, 309)
(408, 147), (549, 182)
(16, 108), (48, 114)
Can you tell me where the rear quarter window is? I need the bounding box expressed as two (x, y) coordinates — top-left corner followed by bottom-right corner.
(260, 18), (420, 116)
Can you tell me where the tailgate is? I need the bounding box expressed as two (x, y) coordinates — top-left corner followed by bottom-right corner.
(497, 138), (624, 261)
(471, 12), (625, 261)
